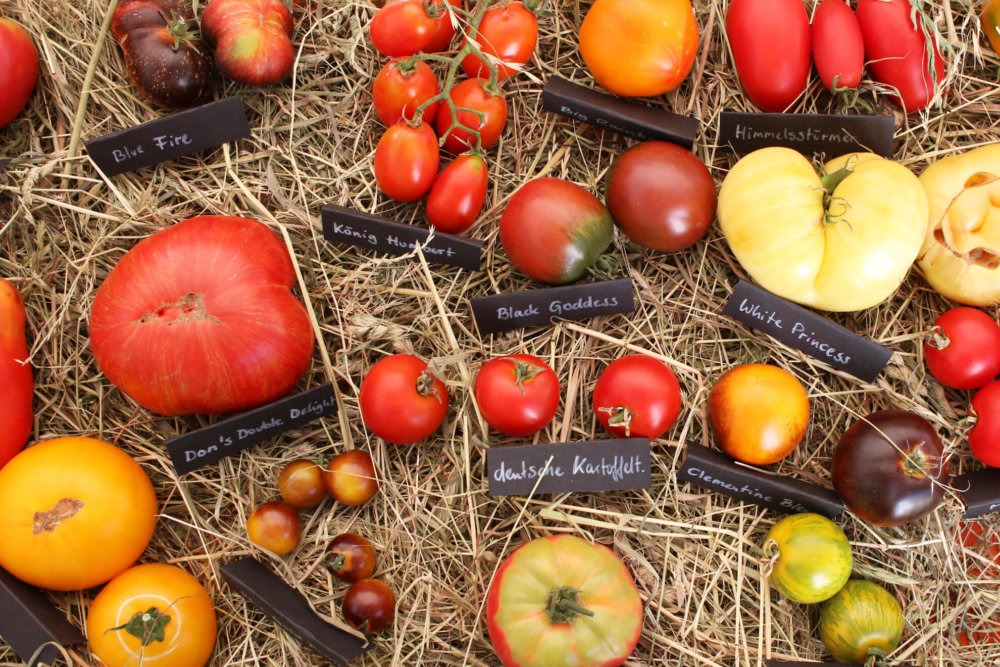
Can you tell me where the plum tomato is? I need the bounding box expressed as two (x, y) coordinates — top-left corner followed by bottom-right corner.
(247, 500), (302, 556)
(460, 2), (538, 81)
(819, 580), (904, 664)
(372, 57), (441, 126)
(369, 0), (436, 57)
(0, 18), (39, 129)
(359, 353), (449, 444)
(373, 120), (440, 202)
(592, 354), (682, 440)
(474, 353), (560, 437)
(424, 0), (462, 52)
(425, 152), (488, 234)
(325, 450), (379, 506)
(436, 78), (508, 154)
(923, 307), (1000, 390)
(277, 459), (328, 509)
(969, 380), (1000, 467)
(810, 0), (864, 91)
(762, 513), (853, 604)
(325, 532), (377, 583)
(342, 578), (396, 634)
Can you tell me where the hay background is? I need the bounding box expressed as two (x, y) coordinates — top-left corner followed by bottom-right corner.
(0, 0), (998, 664)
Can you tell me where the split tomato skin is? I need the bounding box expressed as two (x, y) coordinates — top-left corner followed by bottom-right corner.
(969, 380), (1000, 467)
(763, 513), (853, 604)
(0, 18), (38, 130)
(474, 353), (560, 437)
(436, 78), (508, 153)
(358, 354), (448, 444)
(810, 0), (864, 91)
(372, 58), (440, 126)
(0, 279), (32, 470)
(373, 121), (440, 202)
(592, 354), (682, 440)
(425, 153), (488, 234)
(923, 307), (1000, 390)
(201, 0), (294, 86)
(819, 580), (904, 664)
(460, 2), (538, 81)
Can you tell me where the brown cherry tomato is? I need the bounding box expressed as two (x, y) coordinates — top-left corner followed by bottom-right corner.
(326, 533), (377, 583)
(342, 578), (396, 634)
(247, 500), (302, 556)
(325, 450), (379, 506)
(277, 459), (328, 509)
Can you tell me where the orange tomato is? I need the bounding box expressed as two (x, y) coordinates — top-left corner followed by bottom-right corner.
(0, 436), (158, 591)
(0, 278), (32, 470)
(579, 0), (699, 97)
(246, 500), (302, 556)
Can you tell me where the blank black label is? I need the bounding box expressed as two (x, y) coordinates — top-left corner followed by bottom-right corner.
(0, 567), (84, 664)
(719, 111), (894, 157)
(471, 278), (634, 334)
(85, 97), (251, 176)
(958, 467), (1000, 518)
(766, 662), (916, 667)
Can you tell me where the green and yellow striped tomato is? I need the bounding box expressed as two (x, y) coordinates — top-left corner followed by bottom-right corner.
(762, 513), (853, 604)
(820, 579), (904, 664)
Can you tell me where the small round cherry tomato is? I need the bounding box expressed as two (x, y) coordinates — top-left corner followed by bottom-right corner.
(325, 450), (379, 506)
(342, 578), (396, 634)
(372, 57), (441, 126)
(970, 380), (1000, 467)
(924, 307), (1000, 391)
(359, 354), (449, 444)
(369, 0), (436, 57)
(425, 153), (489, 234)
(247, 500), (302, 556)
(326, 532), (377, 583)
(593, 354), (682, 440)
(374, 121), (440, 202)
(436, 78), (508, 154)
(475, 353), (560, 437)
(460, 2), (538, 81)
(277, 459), (328, 509)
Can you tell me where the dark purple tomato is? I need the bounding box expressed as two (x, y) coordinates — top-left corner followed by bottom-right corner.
(342, 578), (396, 634)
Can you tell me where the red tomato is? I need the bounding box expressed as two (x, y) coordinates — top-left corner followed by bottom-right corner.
(359, 354), (449, 444)
(0, 18), (39, 130)
(0, 279), (32, 470)
(372, 58), (440, 126)
(425, 153), (488, 234)
(593, 354), (682, 440)
(923, 307), (1000, 390)
(474, 354), (560, 437)
(957, 520), (1000, 577)
(856, 0), (945, 113)
(201, 0), (294, 86)
(247, 500), (302, 556)
(811, 0), (864, 91)
(342, 578), (396, 634)
(969, 380), (1000, 467)
(325, 450), (379, 505)
(373, 121), (440, 202)
(436, 78), (508, 154)
(460, 2), (538, 81)
(424, 0), (462, 52)
(726, 0), (811, 112)
(369, 0), (436, 57)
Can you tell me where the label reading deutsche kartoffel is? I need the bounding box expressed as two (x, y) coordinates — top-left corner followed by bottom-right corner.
(471, 278), (634, 334)
(719, 111), (894, 156)
(958, 467), (1000, 518)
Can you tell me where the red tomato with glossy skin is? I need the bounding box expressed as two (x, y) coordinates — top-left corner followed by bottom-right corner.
(475, 354), (560, 437)
(726, 0), (811, 111)
(593, 354), (682, 440)
(923, 307), (1000, 390)
(369, 0), (436, 57)
(424, 0), (462, 52)
(247, 500), (302, 556)
(811, 0), (864, 91)
(326, 532), (377, 583)
(969, 380), (1000, 467)
(436, 78), (508, 154)
(372, 58), (440, 126)
(0, 18), (39, 130)
(373, 121), (440, 202)
(856, 0), (945, 113)
(0, 279), (32, 470)
(201, 0), (294, 86)
(425, 153), (488, 234)
(359, 354), (449, 444)
(342, 578), (396, 634)
(325, 450), (379, 505)
(460, 2), (538, 81)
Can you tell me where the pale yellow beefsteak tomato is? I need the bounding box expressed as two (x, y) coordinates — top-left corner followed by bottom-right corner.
(917, 144), (1000, 306)
(717, 147), (928, 311)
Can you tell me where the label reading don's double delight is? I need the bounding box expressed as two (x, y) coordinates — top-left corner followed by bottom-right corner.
(471, 278), (634, 334)
(719, 111), (894, 157)
(958, 467), (1000, 519)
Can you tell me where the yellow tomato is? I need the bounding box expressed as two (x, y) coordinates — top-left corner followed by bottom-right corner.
(717, 147), (928, 311)
(917, 144), (1000, 306)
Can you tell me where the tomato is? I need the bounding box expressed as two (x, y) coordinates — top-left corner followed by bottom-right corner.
(325, 532), (377, 583)
(486, 534), (642, 667)
(325, 449), (379, 505)
(373, 120), (440, 202)
(372, 57), (440, 126)
(819, 580), (904, 664)
(708, 364), (809, 465)
(424, 0), (462, 52)
(247, 500), (302, 556)
(111, 0), (215, 108)
(369, 0), (436, 57)
(832, 409), (948, 527)
(0, 279), (32, 470)
(923, 307), (1000, 390)
(425, 152), (488, 234)
(969, 380), (1000, 467)
(717, 148), (928, 312)
(726, 0), (810, 112)
(0, 18), (38, 130)
(763, 513), (852, 604)
(592, 354), (682, 440)
(277, 459), (328, 509)
(90, 216), (315, 416)
(579, 0), (698, 97)
(604, 141), (717, 252)
(342, 578), (396, 634)
(983, 0), (1000, 56)
(359, 353), (448, 444)
(474, 354), (559, 437)
(436, 78), (508, 154)
(810, 0), (864, 92)
(957, 520), (1000, 577)
(955, 605), (1000, 646)
(201, 0), (294, 86)
(460, 2), (538, 81)
(856, 0), (945, 113)
(87, 563), (217, 667)
(499, 177), (614, 285)
(0, 436), (157, 591)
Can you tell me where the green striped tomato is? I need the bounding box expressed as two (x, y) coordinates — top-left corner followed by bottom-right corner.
(820, 580), (904, 664)
(762, 513), (853, 604)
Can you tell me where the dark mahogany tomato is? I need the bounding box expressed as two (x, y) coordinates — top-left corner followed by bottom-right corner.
(373, 121), (440, 202)
(923, 307), (1000, 390)
(359, 353), (449, 444)
(277, 459), (328, 509)
(856, 0), (945, 113)
(201, 0), (294, 86)
(811, 0), (863, 91)
(605, 141), (717, 252)
(325, 449), (379, 505)
(969, 380), (1000, 467)
(832, 409), (948, 527)
(326, 532), (377, 583)
(460, 2), (538, 81)
(425, 152), (488, 234)
(436, 78), (508, 154)
(474, 353), (560, 437)
(247, 500), (302, 556)
(762, 513), (853, 604)
(0, 279), (32, 471)
(369, 0), (436, 57)
(342, 578), (396, 634)
(500, 177), (614, 285)
(593, 354), (682, 440)
(726, 0), (811, 111)
(984, 0), (1000, 56)
(372, 57), (440, 126)
(819, 580), (904, 664)
(111, 0), (214, 108)
(0, 18), (39, 130)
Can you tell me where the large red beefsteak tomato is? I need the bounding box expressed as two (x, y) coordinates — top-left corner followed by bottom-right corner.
(90, 215), (314, 416)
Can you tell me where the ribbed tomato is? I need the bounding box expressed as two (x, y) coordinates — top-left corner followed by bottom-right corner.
(762, 513), (853, 604)
(201, 0), (295, 86)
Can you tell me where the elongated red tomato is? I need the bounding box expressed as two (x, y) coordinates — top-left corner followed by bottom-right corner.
(0, 279), (32, 470)
(369, 0), (436, 57)
(425, 153), (488, 234)
(726, 0), (811, 112)
(0, 19), (38, 130)
(373, 121), (440, 202)
(436, 78), (508, 154)
(372, 57), (440, 126)
(425, 0), (463, 52)
(811, 0), (863, 91)
(460, 2), (538, 81)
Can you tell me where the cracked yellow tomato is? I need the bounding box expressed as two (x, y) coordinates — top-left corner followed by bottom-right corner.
(717, 147), (928, 312)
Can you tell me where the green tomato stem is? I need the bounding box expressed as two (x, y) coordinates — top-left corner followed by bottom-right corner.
(108, 606), (170, 647)
(546, 586), (595, 624)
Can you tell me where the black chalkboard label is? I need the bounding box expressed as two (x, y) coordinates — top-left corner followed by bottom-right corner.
(85, 97), (251, 176)
(0, 159), (9, 173)
(722, 280), (892, 383)
(677, 443), (844, 517)
(221, 558), (367, 666)
(486, 438), (651, 496)
(766, 662), (915, 667)
(166, 384), (337, 474)
(321, 204), (482, 270)
(719, 111), (894, 157)
(541, 76), (699, 149)
(0, 567), (84, 664)
(471, 278), (634, 334)
(958, 467), (1000, 518)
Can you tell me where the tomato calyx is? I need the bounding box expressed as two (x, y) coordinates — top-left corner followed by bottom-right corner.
(416, 368), (444, 402)
(925, 325), (951, 351)
(159, 10), (203, 54)
(596, 405), (634, 436)
(545, 586), (595, 624)
(325, 551), (347, 571)
(898, 442), (939, 481)
(819, 158), (855, 225)
(508, 357), (547, 393)
(109, 606), (171, 646)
